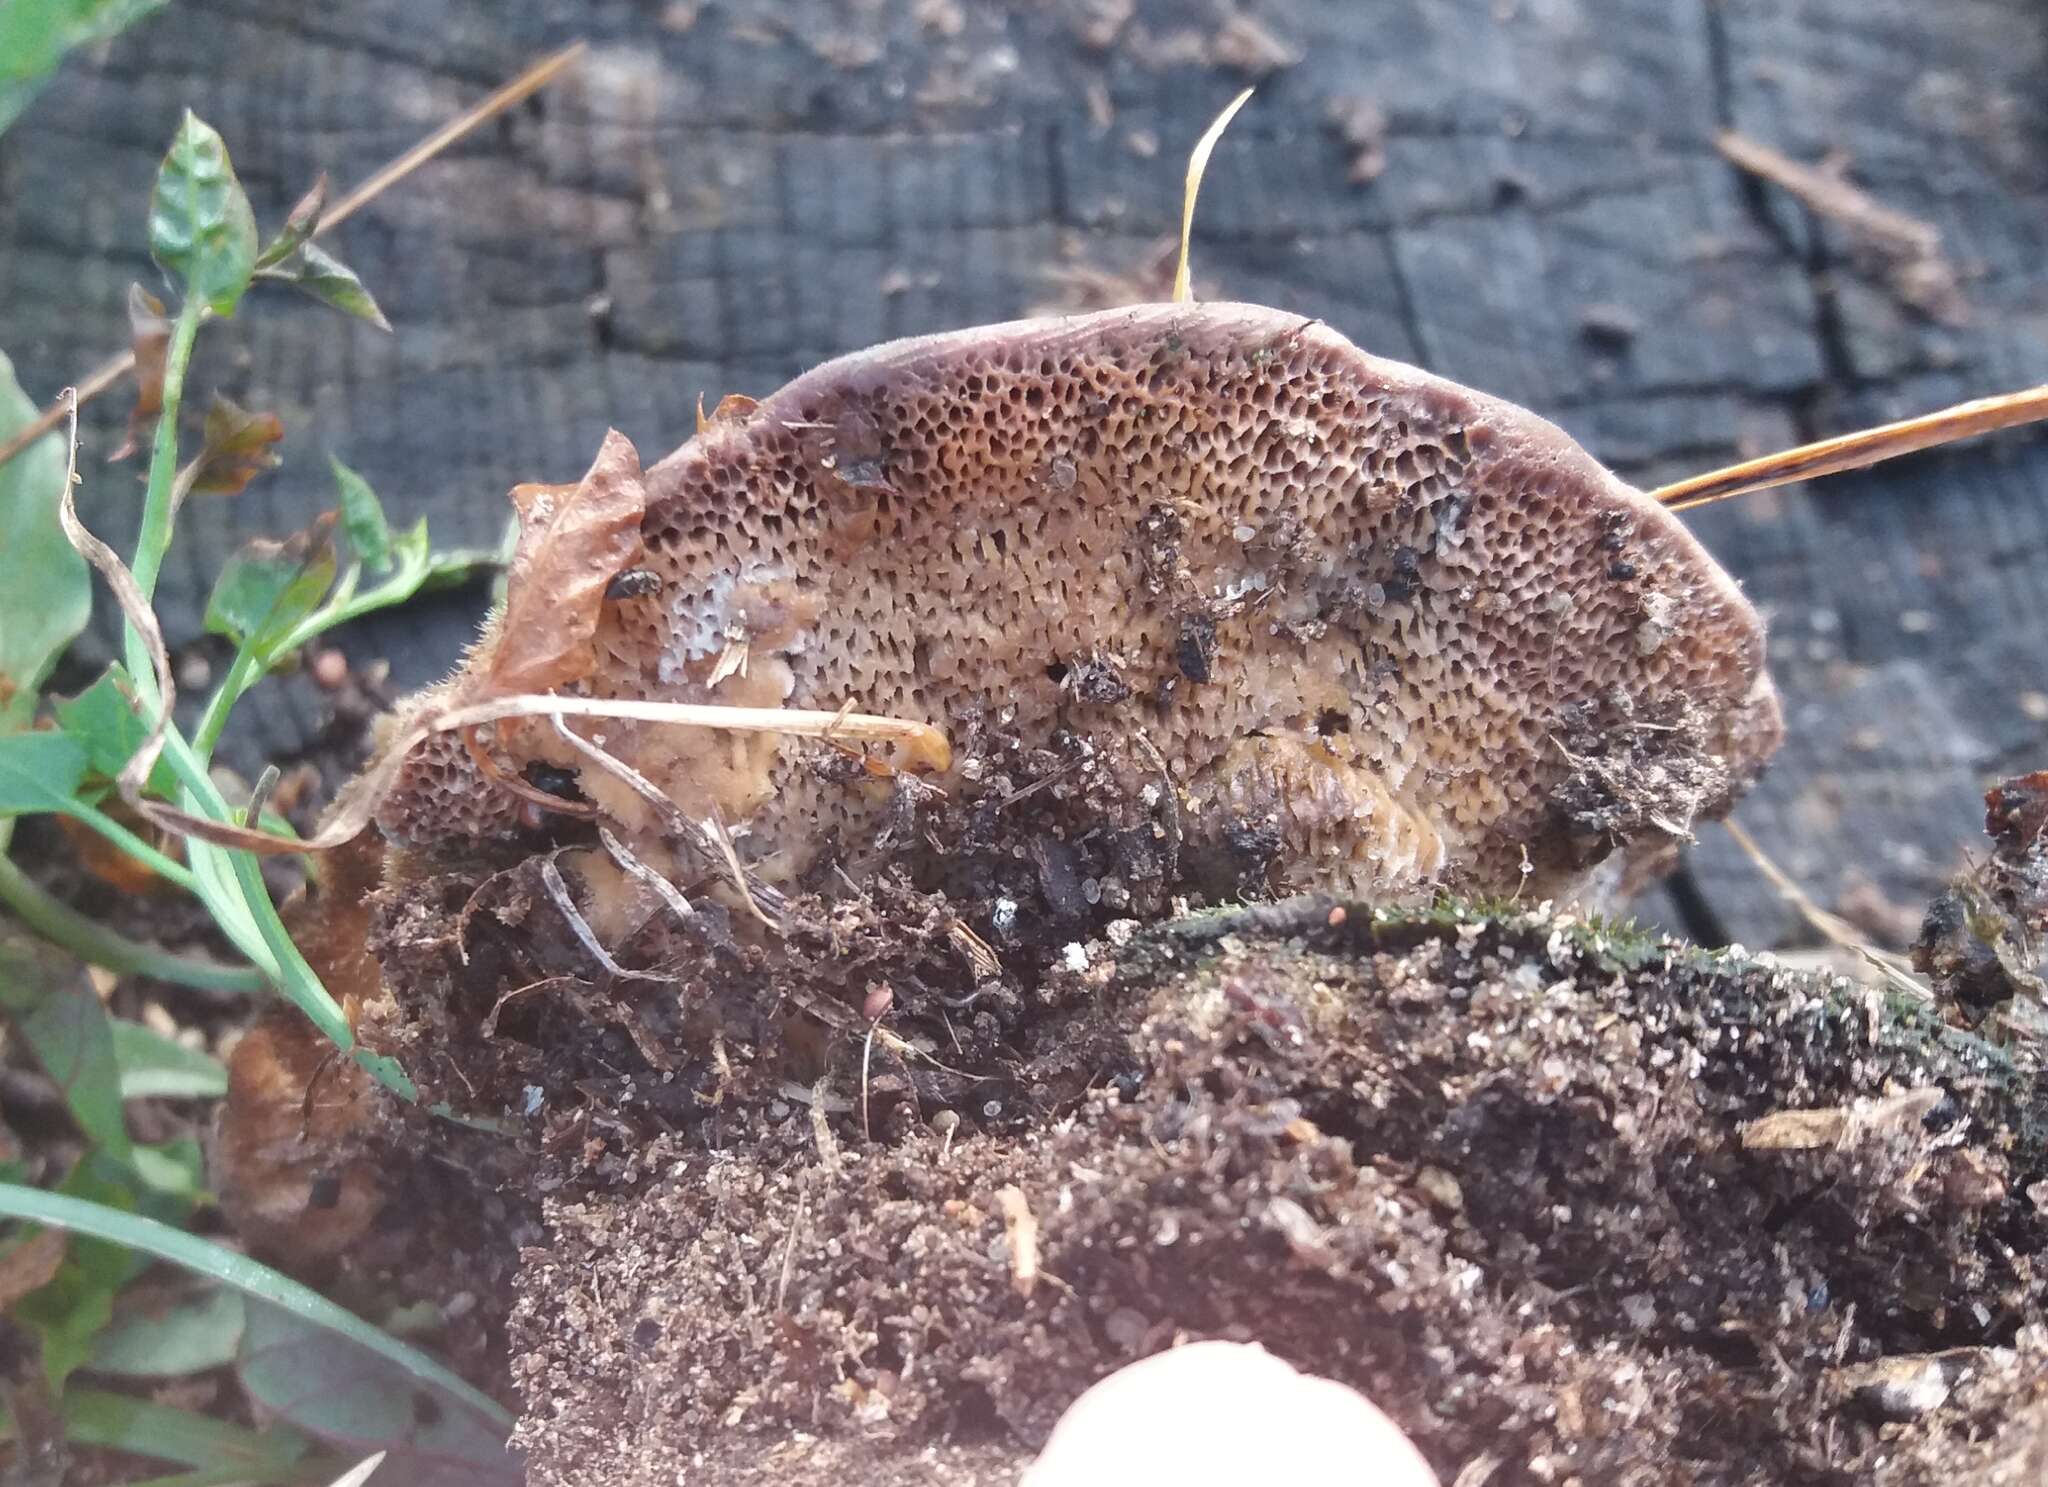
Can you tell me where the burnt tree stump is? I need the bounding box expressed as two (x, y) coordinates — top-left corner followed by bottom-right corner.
(0, 0), (2042, 945)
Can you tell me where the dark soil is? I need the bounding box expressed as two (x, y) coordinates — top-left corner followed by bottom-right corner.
(486, 897), (2048, 1486)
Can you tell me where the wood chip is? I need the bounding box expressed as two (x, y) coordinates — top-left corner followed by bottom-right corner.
(1741, 1086), (1945, 1151)
(995, 1184), (1039, 1296)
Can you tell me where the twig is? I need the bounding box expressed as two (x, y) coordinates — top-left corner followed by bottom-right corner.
(482, 974), (581, 1038)
(1713, 131), (1965, 324)
(700, 805), (775, 931)
(0, 43), (589, 472)
(321, 44), (587, 232)
(860, 1016), (879, 1144)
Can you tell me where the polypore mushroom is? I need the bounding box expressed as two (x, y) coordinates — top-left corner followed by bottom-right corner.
(374, 301), (1780, 906)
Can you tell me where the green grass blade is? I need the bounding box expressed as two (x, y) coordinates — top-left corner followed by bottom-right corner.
(0, 1185), (512, 1431)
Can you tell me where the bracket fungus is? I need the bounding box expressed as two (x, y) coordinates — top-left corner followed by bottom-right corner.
(374, 301), (1781, 906)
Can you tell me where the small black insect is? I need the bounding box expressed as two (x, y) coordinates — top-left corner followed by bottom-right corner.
(522, 760), (587, 804)
(605, 568), (662, 600)
(1176, 614), (1218, 682)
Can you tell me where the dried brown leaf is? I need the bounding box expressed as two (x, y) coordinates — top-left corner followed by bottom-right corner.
(53, 391), (177, 808)
(0, 1229), (68, 1313)
(706, 393), (757, 429)
(55, 810), (176, 895)
(178, 396), (285, 501)
(487, 429), (648, 697)
(107, 285), (169, 464)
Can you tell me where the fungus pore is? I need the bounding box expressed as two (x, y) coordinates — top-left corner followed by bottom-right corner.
(376, 302), (1781, 902)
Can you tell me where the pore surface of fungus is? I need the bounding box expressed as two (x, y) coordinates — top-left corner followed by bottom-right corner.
(378, 302), (1781, 901)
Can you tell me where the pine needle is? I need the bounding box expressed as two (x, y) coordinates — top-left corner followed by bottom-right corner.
(1720, 818), (1932, 1000)
(1654, 384), (2048, 510)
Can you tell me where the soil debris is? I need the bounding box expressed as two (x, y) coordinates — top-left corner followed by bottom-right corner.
(1915, 769), (2048, 1030)
(504, 898), (2048, 1486)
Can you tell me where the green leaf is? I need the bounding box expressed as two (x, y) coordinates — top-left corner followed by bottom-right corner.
(0, 731), (88, 815)
(203, 524), (338, 655)
(51, 665), (178, 799)
(130, 1137), (206, 1202)
(0, 1184), (512, 1429)
(0, 349), (91, 733)
(0, 941), (128, 1160)
(253, 174), (327, 273)
(0, 0), (169, 136)
(90, 1285), (246, 1377)
(149, 111), (258, 317)
(259, 242), (391, 332)
(240, 1300), (519, 1485)
(110, 1020), (227, 1100)
(330, 457), (394, 572)
(61, 1385), (309, 1471)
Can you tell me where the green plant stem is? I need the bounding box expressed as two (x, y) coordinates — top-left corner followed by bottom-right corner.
(190, 647), (260, 761)
(59, 801), (198, 893)
(0, 855), (263, 995)
(127, 297), (204, 610)
(95, 288), (414, 1102)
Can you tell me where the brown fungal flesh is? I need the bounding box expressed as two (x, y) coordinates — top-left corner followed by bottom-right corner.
(377, 302), (1781, 902)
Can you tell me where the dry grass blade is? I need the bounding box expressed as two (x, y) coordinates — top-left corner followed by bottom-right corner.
(539, 854), (662, 985)
(1655, 384), (2048, 510)
(135, 691), (949, 857)
(1721, 818), (1933, 1000)
(700, 805), (776, 930)
(599, 825), (696, 924)
(1172, 87), (1254, 304)
(51, 391), (178, 802)
(0, 42), (589, 472)
(549, 714), (787, 926)
(323, 1453), (387, 1487)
